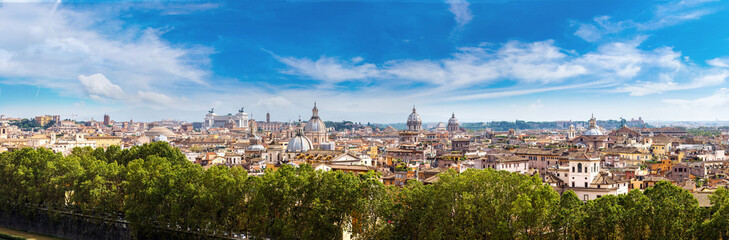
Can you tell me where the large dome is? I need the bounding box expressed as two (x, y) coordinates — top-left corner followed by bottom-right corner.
(582, 114), (603, 136)
(583, 128), (604, 136)
(287, 132), (313, 153)
(304, 103), (327, 133)
(448, 113), (458, 125)
(247, 144), (266, 151)
(248, 135), (265, 151)
(145, 126), (176, 138)
(304, 118), (326, 132)
(408, 108), (421, 123)
(406, 106), (423, 131)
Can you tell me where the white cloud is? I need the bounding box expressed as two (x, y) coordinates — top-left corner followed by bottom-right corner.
(76, 73), (192, 109)
(255, 96), (294, 109)
(619, 72), (728, 96)
(275, 38), (688, 88)
(645, 0), (717, 30)
(278, 40), (588, 87)
(136, 91), (186, 108)
(273, 55), (380, 83)
(707, 58), (729, 68)
(0, 3), (211, 96)
(574, 16), (632, 42)
(663, 88), (729, 108)
(573, 0), (717, 42)
(528, 99), (544, 110)
(78, 73), (125, 101)
(447, 0), (473, 28)
(445, 80), (613, 101)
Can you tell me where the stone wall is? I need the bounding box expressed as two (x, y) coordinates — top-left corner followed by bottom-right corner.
(0, 206), (239, 240)
(0, 207), (130, 240)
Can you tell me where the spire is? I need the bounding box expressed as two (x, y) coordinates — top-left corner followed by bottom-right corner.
(412, 105), (416, 113)
(452, 112), (455, 118)
(312, 102), (319, 117)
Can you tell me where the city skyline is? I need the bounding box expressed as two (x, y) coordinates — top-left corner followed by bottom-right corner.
(2, 0), (729, 122)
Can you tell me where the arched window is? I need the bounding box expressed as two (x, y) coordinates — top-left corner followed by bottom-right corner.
(577, 163), (582, 173)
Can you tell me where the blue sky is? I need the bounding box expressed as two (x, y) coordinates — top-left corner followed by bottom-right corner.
(1, 0), (729, 123)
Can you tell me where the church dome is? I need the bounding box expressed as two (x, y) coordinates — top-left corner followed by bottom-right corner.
(436, 122), (446, 128)
(304, 103), (327, 133)
(582, 128), (604, 136)
(304, 118), (326, 132)
(248, 135), (265, 151)
(408, 108), (421, 123)
(406, 106), (423, 131)
(247, 144), (266, 151)
(287, 131), (313, 153)
(145, 126), (176, 138)
(448, 113), (458, 125)
(582, 114), (603, 135)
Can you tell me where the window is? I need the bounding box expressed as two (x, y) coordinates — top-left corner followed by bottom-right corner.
(584, 182), (588, 188)
(577, 163), (582, 173)
(572, 167), (575, 172)
(572, 182), (575, 187)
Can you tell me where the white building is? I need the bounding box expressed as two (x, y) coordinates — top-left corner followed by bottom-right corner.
(50, 134), (96, 156)
(545, 153), (629, 201)
(697, 150), (726, 161)
(474, 154), (530, 174)
(203, 108), (249, 130)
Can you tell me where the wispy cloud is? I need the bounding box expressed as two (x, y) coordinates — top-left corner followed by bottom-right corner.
(619, 72), (728, 96)
(447, 0), (473, 29)
(273, 36), (695, 94)
(707, 58), (729, 68)
(78, 73), (125, 102)
(444, 80), (614, 102)
(528, 99), (544, 110)
(573, 16), (631, 42)
(573, 0), (719, 42)
(271, 54), (380, 83)
(663, 87), (729, 108)
(0, 3), (212, 98)
(273, 40), (589, 87)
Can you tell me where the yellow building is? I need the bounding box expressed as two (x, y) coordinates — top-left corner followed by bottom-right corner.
(650, 143), (668, 157)
(603, 147), (651, 162)
(85, 136), (122, 148)
(367, 146), (378, 158)
(34, 115), (54, 126)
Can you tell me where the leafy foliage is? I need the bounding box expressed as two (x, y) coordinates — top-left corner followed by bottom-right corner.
(0, 143), (723, 239)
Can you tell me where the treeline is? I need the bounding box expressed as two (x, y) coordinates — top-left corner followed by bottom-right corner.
(9, 118), (54, 131)
(2, 143), (729, 239)
(687, 127), (722, 137)
(461, 120), (652, 131)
